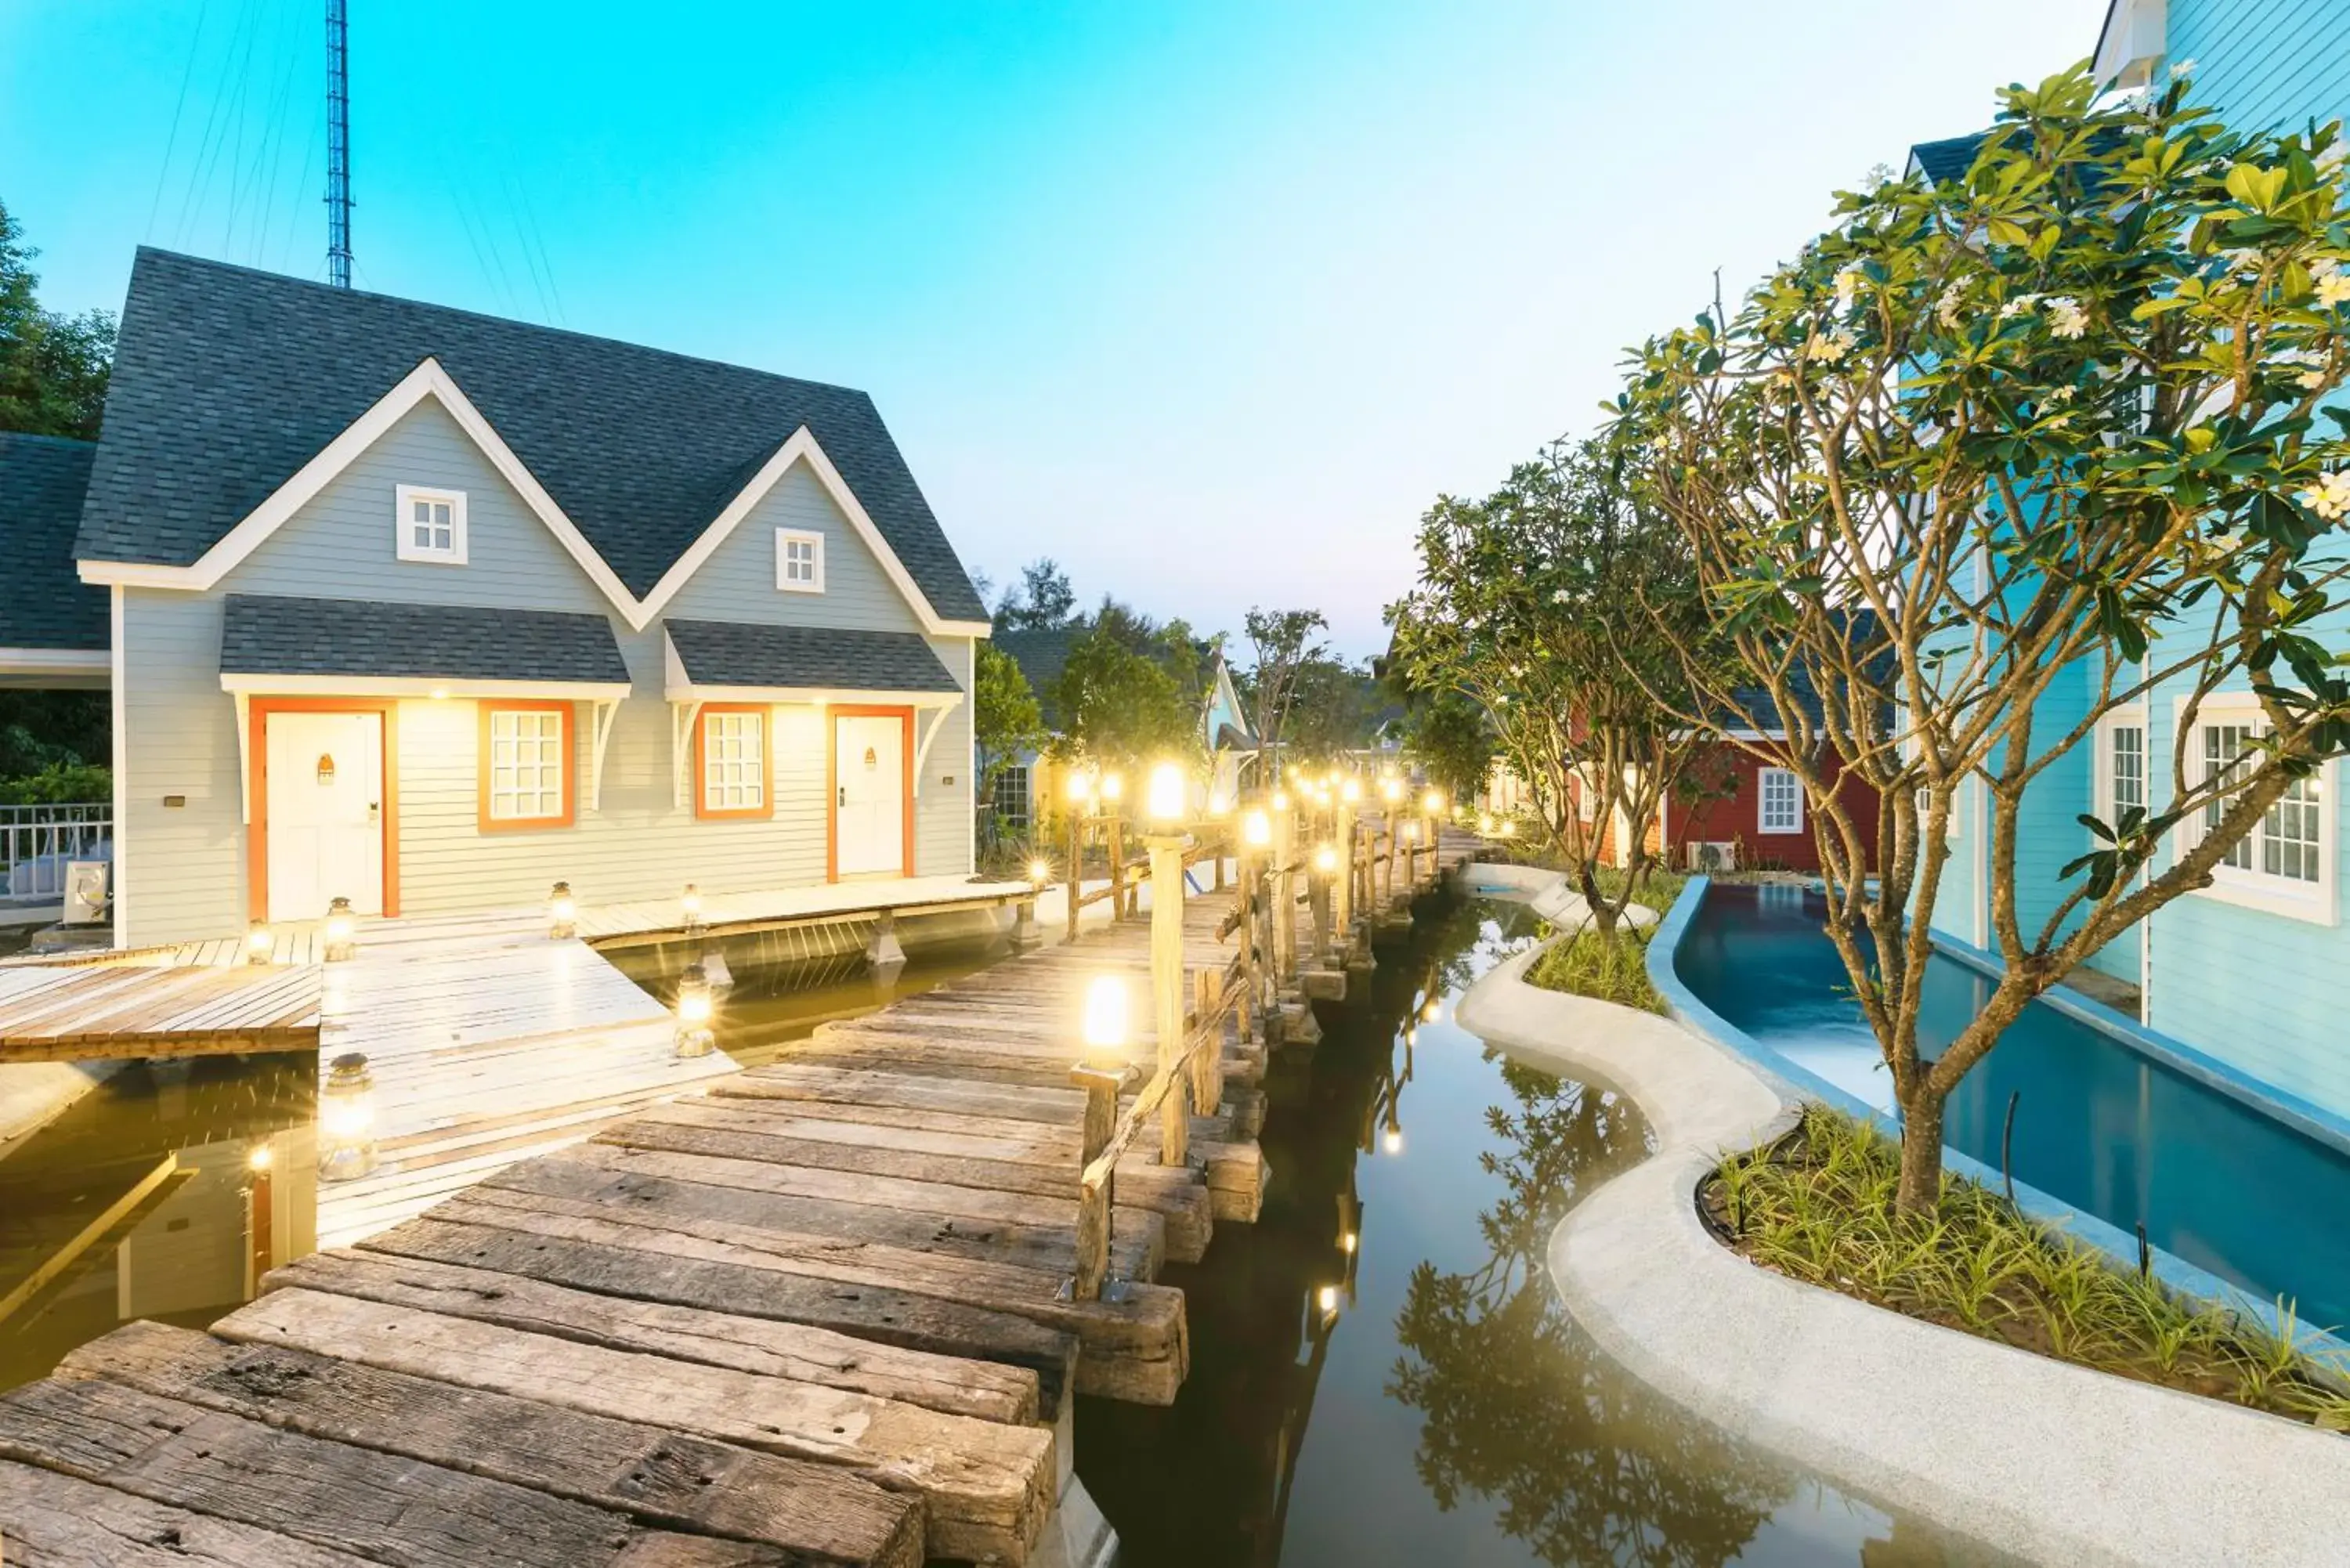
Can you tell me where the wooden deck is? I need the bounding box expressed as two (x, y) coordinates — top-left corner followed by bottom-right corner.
(0, 963), (321, 1063)
(0, 826), (1484, 1565)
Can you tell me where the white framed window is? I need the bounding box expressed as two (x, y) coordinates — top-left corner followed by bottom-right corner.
(996, 763), (1032, 833)
(698, 707), (768, 818)
(776, 528), (825, 593)
(1758, 767), (1803, 834)
(394, 484), (468, 564)
(2179, 692), (2335, 924)
(481, 704), (571, 828)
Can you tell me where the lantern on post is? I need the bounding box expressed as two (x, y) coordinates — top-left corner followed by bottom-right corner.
(323, 897), (357, 963)
(1065, 771), (1097, 941)
(548, 880), (578, 940)
(674, 962), (717, 1058)
(319, 1052), (378, 1181)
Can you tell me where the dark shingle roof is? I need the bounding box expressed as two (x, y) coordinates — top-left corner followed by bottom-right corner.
(0, 433), (107, 650)
(665, 619), (959, 694)
(1907, 132), (1987, 185)
(220, 594), (629, 684)
(80, 250), (986, 623)
(993, 627), (1080, 728)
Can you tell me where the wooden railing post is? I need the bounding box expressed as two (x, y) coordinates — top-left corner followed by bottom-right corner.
(1190, 966), (1220, 1113)
(1108, 818), (1127, 925)
(1067, 1063), (1126, 1301)
(1332, 796), (1354, 941)
(1067, 811), (1086, 942)
(1271, 799), (1296, 985)
(1148, 832), (1189, 1166)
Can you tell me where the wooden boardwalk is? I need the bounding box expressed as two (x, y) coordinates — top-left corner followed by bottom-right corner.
(0, 963), (320, 1064)
(0, 820), (1482, 1566)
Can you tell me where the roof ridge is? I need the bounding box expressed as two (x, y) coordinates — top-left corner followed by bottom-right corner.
(131, 246), (880, 409)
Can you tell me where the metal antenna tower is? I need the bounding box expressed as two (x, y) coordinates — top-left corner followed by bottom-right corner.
(326, 0), (352, 287)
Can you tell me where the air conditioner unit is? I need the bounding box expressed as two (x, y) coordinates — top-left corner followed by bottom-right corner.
(1687, 841), (1738, 873)
(63, 859), (111, 925)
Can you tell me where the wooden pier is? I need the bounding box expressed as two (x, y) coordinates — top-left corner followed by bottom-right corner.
(0, 797), (1484, 1566)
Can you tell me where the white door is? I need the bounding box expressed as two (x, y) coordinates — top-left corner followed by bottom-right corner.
(266, 711), (384, 919)
(835, 713), (906, 877)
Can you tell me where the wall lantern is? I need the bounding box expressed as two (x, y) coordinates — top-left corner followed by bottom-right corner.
(319, 1052), (378, 1182)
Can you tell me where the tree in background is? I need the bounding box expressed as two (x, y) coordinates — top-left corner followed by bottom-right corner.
(1237, 607), (1330, 775)
(992, 558), (1079, 634)
(974, 641), (1047, 853)
(1280, 653), (1379, 766)
(1399, 692), (1495, 807)
(1390, 439), (1719, 935)
(1618, 65), (2350, 1208)
(1050, 602), (1203, 775)
(1, 198), (114, 439)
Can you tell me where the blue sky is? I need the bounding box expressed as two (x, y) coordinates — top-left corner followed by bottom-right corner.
(3, 1), (2107, 655)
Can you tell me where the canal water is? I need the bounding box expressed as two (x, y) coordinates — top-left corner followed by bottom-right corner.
(1077, 898), (2020, 1567)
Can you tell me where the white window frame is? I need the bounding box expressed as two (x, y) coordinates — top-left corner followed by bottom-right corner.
(776, 528), (825, 594)
(700, 708), (768, 816)
(394, 483), (468, 565)
(485, 705), (569, 826)
(2176, 691), (2336, 926)
(2093, 706), (2148, 829)
(1757, 766), (1803, 835)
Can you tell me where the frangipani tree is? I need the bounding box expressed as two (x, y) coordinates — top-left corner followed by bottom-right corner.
(1614, 63), (2350, 1209)
(1390, 439), (1721, 935)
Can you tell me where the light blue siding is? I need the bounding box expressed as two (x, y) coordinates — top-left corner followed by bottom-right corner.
(2167, 0), (2350, 139)
(116, 399), (977, 946)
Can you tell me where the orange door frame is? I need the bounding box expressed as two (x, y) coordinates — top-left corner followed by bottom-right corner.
(246, 695), (401, 924)
(826, 704), (916, 883)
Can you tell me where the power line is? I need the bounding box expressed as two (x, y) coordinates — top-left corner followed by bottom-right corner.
(145, 0), (212, 241)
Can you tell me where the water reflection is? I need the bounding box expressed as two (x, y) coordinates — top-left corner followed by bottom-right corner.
(0, 1054), (316, 1391)
(1077, 901), (2020, 1567)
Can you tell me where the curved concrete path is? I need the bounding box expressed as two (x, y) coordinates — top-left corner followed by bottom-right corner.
(1455, 881), (2350, 1568)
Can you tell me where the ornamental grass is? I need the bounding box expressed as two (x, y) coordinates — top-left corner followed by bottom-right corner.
(1703, 1104), (2350, 1431)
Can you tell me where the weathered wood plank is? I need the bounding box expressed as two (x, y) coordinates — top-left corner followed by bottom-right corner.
(0, 1375), (779, 1568)
(262, 1249), (1038, 1425)
(54, 1321), (924, 1568)
(402, 1194), (1190, 1404)
(494, 1143), (1163, 1282)
(0, 1458), (379, 1567)
(591, 1108), (1213, 1262)
(348, 1217), (1083, 1418)
(213, 1289), (1055, 1566)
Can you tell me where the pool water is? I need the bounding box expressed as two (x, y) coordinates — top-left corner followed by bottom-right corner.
(1673, 882), (2350, 1336)
(1076, 901), (2016, 1566)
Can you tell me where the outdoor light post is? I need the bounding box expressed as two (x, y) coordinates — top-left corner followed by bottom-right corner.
(1241, 804), (1271, 1042)
(1381, 778), (1405, 911)
(1065, 770), (1097, 942)
(1144, 762), (1190, 1167)
(1068, 974), (1137, 1302)
(1014, 857), (1048, 948)
(1333, 777), (1359, 944)
(1269, 787), (1296, 988)
(1422, 789), (1444, 886)
(1101, 772), (1130, 921)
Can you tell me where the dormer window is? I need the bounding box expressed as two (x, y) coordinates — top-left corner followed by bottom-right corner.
(396, 484), (468, 564)
(776, 528), (824, 593)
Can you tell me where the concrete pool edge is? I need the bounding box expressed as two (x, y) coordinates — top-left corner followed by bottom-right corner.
(1452, 905), (2350, 1568)
(1645, 877), (2330, 1346)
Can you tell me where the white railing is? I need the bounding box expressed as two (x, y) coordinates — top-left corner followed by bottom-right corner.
(1, 802), (111, 901)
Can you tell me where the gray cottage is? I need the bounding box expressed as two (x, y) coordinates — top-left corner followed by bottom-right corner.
(9, 249), (992, 947)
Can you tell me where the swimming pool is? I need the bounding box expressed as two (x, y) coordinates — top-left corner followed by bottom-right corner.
(1670, 882), (2350, 1337)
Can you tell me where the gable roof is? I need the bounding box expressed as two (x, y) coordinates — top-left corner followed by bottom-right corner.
(0, 433), (107, 651)
(995, 626), (1081, 730)
(665, 620), (959, 695)
(220, 594), (629, 686)
(76, 249), (987, 625)
(1907, 132), (1987, 184)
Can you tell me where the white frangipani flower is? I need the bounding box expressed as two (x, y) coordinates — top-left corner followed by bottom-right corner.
(1936, 283), (1965, 328)
(2046, 297), (2089, 338)
(1805, 331), (1856, 364)
(2046, 383), (2077, 404)
(2169, 56), (2198, 77)
(2222, 247), (2265, 275)
(2298, 470), (2350, 522)
(2319, 273), (2350, 307)
(1999, 292), (2041, 320)
(1833, 267), (1864, 314)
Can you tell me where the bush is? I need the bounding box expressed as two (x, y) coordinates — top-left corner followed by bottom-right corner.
(1705, 1105), (2350, 1429)
(1524, 926), (1665, 1014)
(0, 761), (110, 805)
